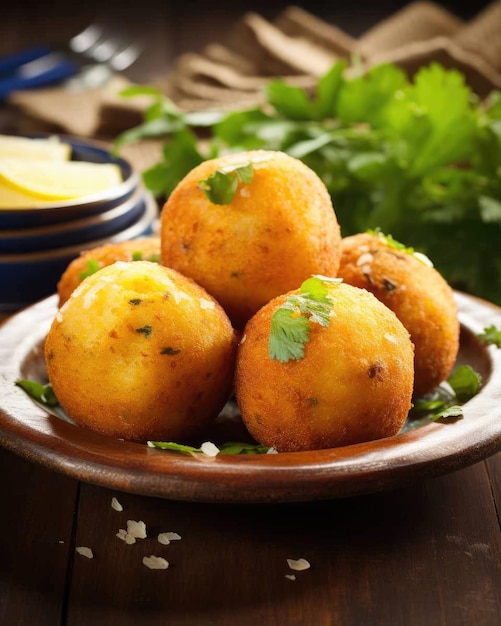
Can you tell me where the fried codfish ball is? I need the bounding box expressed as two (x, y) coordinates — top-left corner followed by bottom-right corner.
(235, 281), (414, 452)
(57, 236), (161, 307)
(45, 261), (238, 443)
(160, 150), (342, 329)
(337, 232), (460, 398)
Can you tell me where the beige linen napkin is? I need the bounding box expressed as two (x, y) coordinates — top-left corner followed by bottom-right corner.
(6, 1), (501, 158)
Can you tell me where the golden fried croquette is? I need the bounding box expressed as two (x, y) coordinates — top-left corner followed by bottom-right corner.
(160, 150), (342, 329)
(235, 279), (414, 452)
(57, 236), (161, 307)
(337, 232), (459, 398)
(45, 261), (238, 443)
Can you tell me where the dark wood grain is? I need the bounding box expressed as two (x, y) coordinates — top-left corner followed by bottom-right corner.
(0, 447), (78, 625)
(63, 460), (501, 626)
(486, 452), (501, 526)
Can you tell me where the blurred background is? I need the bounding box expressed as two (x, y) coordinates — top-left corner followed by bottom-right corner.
(0, 1), (495, 83)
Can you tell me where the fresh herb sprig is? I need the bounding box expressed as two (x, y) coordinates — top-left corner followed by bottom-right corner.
(410, 364), (482, 423)
(268, 275), (342, 363)
(15, 380), (58, 406)
(115, 62), (501, 305)
(199, 163), (253, 204)
(147, 440), (272, 455)
(478, 325), (501, 348)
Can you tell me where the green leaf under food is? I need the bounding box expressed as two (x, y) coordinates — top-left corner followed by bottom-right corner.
(15, 380), (59, 407)
(446, 364), (482, 403)
(430, 404), (464, 422)
(147, 440), (272, 455)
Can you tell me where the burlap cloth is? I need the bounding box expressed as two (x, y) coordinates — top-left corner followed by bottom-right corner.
(7, 1), (501, 173)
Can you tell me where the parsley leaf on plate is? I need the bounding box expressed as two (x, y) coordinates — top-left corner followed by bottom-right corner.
(15, 380), (58, 407)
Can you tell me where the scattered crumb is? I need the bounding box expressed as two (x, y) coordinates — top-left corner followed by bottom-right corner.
(158, 532), (182, 545)
(116, 528), (137, 544)
(356, 252), (374, 267)
(200, 441), (219, 457)
(143, 555), (169, 570)
(285, 574), (296, 581)
(127, 520), (147, 539)
(287, 558), (310, 571)
(111, 497), (123, 512)
(76, 547), (94, 559)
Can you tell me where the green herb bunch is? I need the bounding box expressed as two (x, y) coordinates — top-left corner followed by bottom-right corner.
(115, 62), (501, 305)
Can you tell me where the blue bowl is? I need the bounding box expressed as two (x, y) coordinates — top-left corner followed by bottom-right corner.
(0, 184), (148, 254)
(0, 134), (140, 229)
(0, 191), (158, 312)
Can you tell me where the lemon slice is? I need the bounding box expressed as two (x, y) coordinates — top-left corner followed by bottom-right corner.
(0, 158), (123, 201)
(0, 134), (71, 161)
(0, 183), (52, 209)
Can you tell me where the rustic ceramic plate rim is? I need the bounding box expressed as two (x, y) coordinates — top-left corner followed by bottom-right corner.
(0, 292), (500, 503)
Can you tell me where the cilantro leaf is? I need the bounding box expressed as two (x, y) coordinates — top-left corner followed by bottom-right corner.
(218, 442), (272, 455)
(478, 325), (501, 347)
(409, 364), (481, 427)
(147, 440), (272, 455)
(147, 441), (201, 455)
(446, 364), (482, 402)
(268, 275), (340, 363)
(15, 380), (59, 407)
(199, 163), (253, 204)
(430, 405), (464, 422)
(269, 309), (311, 363)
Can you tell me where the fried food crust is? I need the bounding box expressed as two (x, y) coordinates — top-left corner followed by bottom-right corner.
(235, 282), (414, 452)
(46, 261), (238, 443)
(160, 150), (342, 329)
(337, 233), (459, 397)
(57, 236), (161, 307)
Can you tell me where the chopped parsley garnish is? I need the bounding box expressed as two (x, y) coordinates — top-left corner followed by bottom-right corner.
(78, 259), (100, 281)
(367, 228), (433, 266)
(15, 380), (58, 407)
(160, 347), (181, 355)
(268, 275), (342, 363)
(478, 325), (501, 348)
(135, 325), (152, 337)
(199, 163), (253, 204)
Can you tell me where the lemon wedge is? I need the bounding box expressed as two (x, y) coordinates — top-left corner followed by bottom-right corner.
(0, 134), (71, 161)
(0, 158), (123, 202)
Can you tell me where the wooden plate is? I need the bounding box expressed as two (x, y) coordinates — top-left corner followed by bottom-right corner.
(0, 293), (500, 503)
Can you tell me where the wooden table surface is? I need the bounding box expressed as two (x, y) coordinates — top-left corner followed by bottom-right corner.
(1, 2), (500, 624)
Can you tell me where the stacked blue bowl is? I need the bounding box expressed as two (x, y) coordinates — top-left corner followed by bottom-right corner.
(0, 135), (158, 312)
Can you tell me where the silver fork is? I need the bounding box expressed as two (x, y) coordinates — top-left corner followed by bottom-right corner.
(0, 23), (141, 98)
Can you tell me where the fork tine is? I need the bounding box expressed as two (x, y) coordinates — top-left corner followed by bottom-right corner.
(69, 25), (103, 54)
(109, 45), (142, 71)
